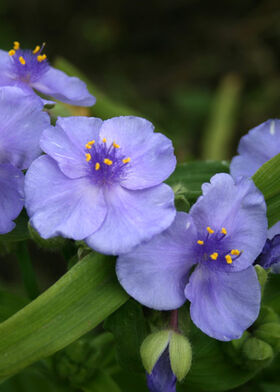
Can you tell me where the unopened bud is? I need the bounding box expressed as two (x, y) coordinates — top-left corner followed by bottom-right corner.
(254, 323), (280, 352)
(169, 331), (192, 381)
(140, 330), (170, 374)
(242, 337), (273, 368)
(255, 265), (268, 293)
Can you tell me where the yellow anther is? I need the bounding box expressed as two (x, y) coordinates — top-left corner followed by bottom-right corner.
(104, 158), (113, 166)
(225, 255), (233, 264)
(85, 144), (92, 149)
(85, 153), (91, 162)
(113, 141), (120, 148)
(33, 45), (41, 54)
(13, 41), (20, 50)
(95, 162), (100, 171)
(19, 56), (26, 65)
(102, 138), (107, 143)
(37, 54), (47, 62)
(122, 157), (131, 164)
(9, 49), (15, 56)
(207, 226), (214, 234)
(231, 249), (240, 256)
(88, 140), (95, 145)
(221, 227), (227, 235)
(197, 240), (204, 245)
(210, 252), (218, 260)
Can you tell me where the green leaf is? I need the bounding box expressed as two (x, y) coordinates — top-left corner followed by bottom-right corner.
(166, 160), (229, 204)
(82, 370), (122, 392)
(253, 153), (280, 227)
(0, 210), (30, 242)
(104, 299), (148, 372)
(0, 253), (128, 381)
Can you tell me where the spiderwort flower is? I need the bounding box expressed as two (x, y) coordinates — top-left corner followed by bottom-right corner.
(257, 230), (280, 274)
(117, 174), (267, 341)
(0, 41), (95, 106)
(147, 348), (177, 392)
(25, 116), (176, 254)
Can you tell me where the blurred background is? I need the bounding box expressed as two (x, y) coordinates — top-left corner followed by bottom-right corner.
(0, 1), (280, 390)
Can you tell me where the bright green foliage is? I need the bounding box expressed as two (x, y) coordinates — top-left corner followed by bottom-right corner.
(169, 332), (192, 381)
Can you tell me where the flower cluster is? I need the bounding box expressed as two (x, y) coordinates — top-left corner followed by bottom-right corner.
(1, 40), (280, 392)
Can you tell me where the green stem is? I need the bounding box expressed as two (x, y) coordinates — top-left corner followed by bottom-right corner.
(16, 242), (39, 300)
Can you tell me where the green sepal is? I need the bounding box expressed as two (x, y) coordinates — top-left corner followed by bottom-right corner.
(255, 265), (268, 294)
(254, 323), (280, 352)
(140, 330), (170, 374)
(169, 332), (192, 381)
(242, 337), (274, 369)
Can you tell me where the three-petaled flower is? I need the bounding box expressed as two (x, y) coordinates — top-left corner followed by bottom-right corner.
(25, 116), (176, 255)
(117, 173), (267, 341)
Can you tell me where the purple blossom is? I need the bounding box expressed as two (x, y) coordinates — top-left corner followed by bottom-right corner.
(117, 174), (267, 341)
(147, 348), (177, 392)
(25, 116), (176, 255)
(0, 42), (95, 106)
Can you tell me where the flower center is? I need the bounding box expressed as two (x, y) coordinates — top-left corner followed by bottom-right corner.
(196, 226), (242, 266)
(8, 42), (49, 83)
(84, 137), (131, 186)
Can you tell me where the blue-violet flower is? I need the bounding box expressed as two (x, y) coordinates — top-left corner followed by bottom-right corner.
(0, 41), (95, 106)
(25, 116), (176, 254)
(117, 174), (267, 341)
(147, 347), (177, 392)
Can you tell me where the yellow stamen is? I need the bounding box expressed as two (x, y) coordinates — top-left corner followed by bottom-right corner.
(37, 54), (47, 62)
(102, 138), (107, 143)
(9, 49), (15, 56)
(33, 45), (41, 54)
(225, 255), (233, 264)
(231, 249), (240, 256)
(210, 252), (218, 260)
(207, 226), (214, 234)
(85, 144), (92, 149)
(197, 240), (204, 245)
(13, 41), (20, 50)
(85, 153), (91, 162)
(104, 158), (113, 166)
(122, 157), (131, 164)
(221, 227), (227, 235)
(19, 56), (26, 65)
(95, 162), (100, 171)
(88, 140), (95, 145)
(113, 141), (120, 148)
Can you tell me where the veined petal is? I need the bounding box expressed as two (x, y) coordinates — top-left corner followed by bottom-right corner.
(185, 265), (261, 341)
(32, 66), (96, 107)
(0, 86), (50, 169)
(0, 163), (24, 234)
(86, 183), (175, 255)
(25, 156), (107, 239)
(117, 213), (197, 310)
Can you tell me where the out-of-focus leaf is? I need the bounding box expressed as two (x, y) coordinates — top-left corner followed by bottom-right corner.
(0, 289), (28, 322)
(0, 253), (128, 381)
(82, 370), (122, 392)
(104, 299), (148, 372)
(253, 153), (280, 228)
(166, 160), (229, 204)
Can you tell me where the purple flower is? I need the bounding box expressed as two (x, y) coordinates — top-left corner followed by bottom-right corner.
(25, 116), (176, 254)
(117, 174), (267, 341)
(0, 42), (95, 106)
(0, 86), (50, 170)
(258, 235), (280, 273)
(147, 348), (177, 392)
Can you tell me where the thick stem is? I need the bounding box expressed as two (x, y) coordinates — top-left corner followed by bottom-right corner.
(170, 309), (178, 332)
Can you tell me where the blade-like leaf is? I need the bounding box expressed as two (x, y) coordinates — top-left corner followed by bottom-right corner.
(0, 253), (128, 381)
(253, 153), (280, 228)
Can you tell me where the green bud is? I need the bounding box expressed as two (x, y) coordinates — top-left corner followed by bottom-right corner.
(140, 330), (170, 373)
(172, 183), (190, 212)
(28, 222), (66, 251)
(242, 337), (273, 369)
(254, 323), (280, 352)
(255, 265), (268, 293)
(169, 332), (192, 381)
(255, 306), (279, 327)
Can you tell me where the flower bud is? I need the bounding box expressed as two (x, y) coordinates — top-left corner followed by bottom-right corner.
(140, 330), (170, 374)
(169, 331), (192, 381)
(255, 265), (268, 293)
(254, 323), (280, 352)
(242, 337), (273, 369)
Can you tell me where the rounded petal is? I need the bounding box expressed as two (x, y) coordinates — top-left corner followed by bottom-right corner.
(0, 86), (50, 169)
(25, 155), (107, 239)
(0, 163), (24, 234)
(268, 221), (280, 240)
(0, 50), (12, 76)
(230, 119), (280, 179)
(185, 265), (261, 341)
(116, 212), (197, 310)
(32, 66), (96, 106)
(86, 183), (176, 255)
(190, 174), (267, 271)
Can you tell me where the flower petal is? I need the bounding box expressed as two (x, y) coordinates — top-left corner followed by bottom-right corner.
(32, 66), (96, 106)
(185, 265), (261, 341)
(230, 119), (280, 179)
(0, 86), (50, 169)
(147, 348), (177, 392)
(116, 212), (197, 310)
(268, 221), (280, 240)
(86, 183), (175, 255)
(190, 174), (267, 271)
(0, 50), (12, 76)
(0, 163), (24, 234)
(25, 156), (107, 239)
